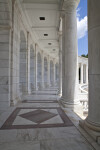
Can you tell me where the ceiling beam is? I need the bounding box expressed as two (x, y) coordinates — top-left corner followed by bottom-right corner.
(32, 26), (58, 29)
(44, 46), (59, 48)
(39, 39), (58, 41)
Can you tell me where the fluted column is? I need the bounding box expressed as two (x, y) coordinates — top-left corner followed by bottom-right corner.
(58, 32), (62, 96)
(41, 52), (44, 89)
(26, 31), (31, 94)
(53, 60), (56, 87)
(81, 63), (83, 84)
(84, 0), (100, 131)
(61, 0), (80, 107)
(47, 56), (50, 87)
(34, 44), (38, 90)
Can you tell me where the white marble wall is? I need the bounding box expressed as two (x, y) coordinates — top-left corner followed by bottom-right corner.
(0, 0), (11, 108)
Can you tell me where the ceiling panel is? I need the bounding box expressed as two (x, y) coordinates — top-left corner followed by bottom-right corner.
(34, 28), (58, 40)
(26, 9), (58, 27)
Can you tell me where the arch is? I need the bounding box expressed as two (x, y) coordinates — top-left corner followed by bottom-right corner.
(50, 60), (54, 86)
(37, 52), (42, 90)
(30, 44), (35, 91)
(19, 30), (27, 94)
(44, 57), (48, 88)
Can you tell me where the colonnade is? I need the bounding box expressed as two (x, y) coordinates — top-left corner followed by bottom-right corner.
(19, 39), (59, 94)
(1, 0), (100, 137)
(59, 0), (100, 135)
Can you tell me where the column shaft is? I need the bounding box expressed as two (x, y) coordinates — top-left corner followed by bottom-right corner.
(61, 6), (79, 106)
(34, 44), (38, 90)
(41, 52), (44, 89)
(26, 32), (31, 94)
(47, 56), (50, 87)
(58, 33), (62, 96)
(85, 0), (100, 131)
(53, 61), (55, 86)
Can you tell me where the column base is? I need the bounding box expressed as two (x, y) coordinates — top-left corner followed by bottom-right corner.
(10, 100), (15, 106)
(58, 93), (62, 97)
(80, 118), (100, 132)
(79, 119), (100, 145)
(59, 97), (80, 108)
(58, 90), (62, 97)
(10, 96), (21, 106)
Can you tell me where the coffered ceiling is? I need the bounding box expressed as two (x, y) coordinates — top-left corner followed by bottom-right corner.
(21, 0), (62, 58)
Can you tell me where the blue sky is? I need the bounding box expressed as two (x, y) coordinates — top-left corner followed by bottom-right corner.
(77, 0), (88, 56)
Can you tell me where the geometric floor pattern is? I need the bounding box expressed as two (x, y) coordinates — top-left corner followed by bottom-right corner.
(19, 109), (58, 124)
(0, 107), (74, 130)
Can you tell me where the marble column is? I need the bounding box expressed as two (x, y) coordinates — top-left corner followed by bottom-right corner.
(41, 52), (44, 89)
(86, 65), (88, 84)
(47, 56), (50, 87)
(34, 44), (38, 91)
(61, 0), (80, 107)
(84, 0), (100, 131)
(26, 31), (31, 94)
(53, 60), (56, 87)
(58, 32), (62, 96)
(81, 63), (83, 84)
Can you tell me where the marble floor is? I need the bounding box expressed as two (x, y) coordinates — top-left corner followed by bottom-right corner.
(0, 95), (99, 150)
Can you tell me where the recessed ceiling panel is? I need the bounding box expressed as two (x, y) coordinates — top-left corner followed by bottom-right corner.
(26, 9), (58, 27)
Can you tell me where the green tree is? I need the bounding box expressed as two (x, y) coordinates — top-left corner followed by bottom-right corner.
(81, 54), (88, 58)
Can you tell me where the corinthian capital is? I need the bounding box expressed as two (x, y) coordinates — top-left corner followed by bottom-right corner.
(62, 0), (80, 12)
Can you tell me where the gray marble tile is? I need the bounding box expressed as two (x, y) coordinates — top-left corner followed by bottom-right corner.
(40, 138), (94, 150)
(0, 141), (40, 150)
